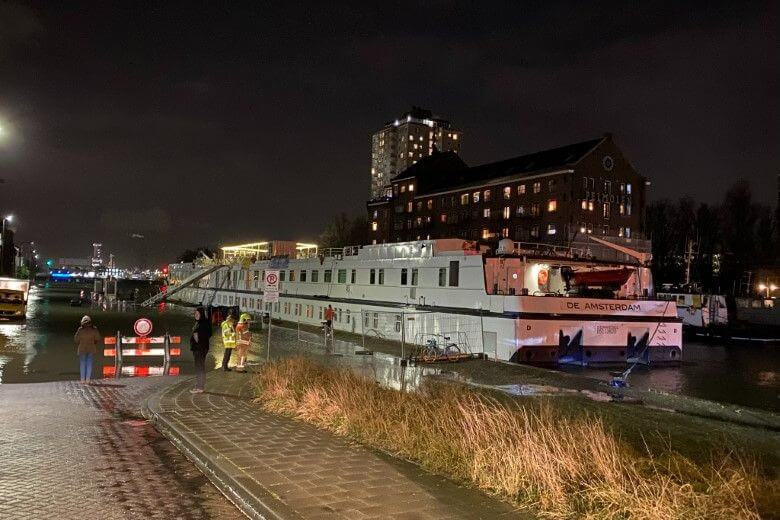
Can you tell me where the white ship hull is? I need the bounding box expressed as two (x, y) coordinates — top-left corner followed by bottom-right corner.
(168, 239), (682, 366)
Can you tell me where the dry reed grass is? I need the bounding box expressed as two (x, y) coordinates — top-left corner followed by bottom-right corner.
(253, 357), (775, 519)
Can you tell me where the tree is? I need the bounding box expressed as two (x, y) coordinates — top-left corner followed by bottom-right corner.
(176, 246), (216, 263)
(318, 213), (368, 249)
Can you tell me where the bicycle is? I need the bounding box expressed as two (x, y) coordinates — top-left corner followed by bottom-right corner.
(420, 336), (461, 362)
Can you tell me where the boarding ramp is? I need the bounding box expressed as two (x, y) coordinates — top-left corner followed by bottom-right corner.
(141, 264), (228, 307)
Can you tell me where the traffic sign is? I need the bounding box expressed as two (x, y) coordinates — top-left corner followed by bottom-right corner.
(133, 318), (153, 337)
(263, 270), (280, 303)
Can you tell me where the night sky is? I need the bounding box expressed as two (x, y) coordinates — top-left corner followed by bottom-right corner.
(0, 1), (777, 267)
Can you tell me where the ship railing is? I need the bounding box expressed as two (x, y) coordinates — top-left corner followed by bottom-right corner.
(510, 241), (590, 259)
(320, 246), (361, 259)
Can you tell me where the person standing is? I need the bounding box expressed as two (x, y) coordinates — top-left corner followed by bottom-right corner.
(74, 315), (101, 383)
(235, 313), (252, 372)
(220, 314), (237, 371)
(190, 306), (212, 394)
(324, 305), (335, 330)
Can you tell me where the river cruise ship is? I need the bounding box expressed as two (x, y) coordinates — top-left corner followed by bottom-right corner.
(166, 238), (682, 366)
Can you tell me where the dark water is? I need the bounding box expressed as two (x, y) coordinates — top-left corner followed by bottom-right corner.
(1, 288), (778, 413)
(562, 341), (779, 413)
(0, 288), (216, 383)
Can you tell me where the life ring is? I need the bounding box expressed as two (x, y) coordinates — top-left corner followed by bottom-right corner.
(537, 269), (549, 288)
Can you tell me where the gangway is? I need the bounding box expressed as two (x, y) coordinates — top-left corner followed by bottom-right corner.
(141, 264), (228, 307)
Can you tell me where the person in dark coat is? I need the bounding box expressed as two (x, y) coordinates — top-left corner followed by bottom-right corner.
(189, 306), (212, 393)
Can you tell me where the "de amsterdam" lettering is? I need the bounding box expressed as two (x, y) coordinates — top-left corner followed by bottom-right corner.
(566, 302), (641, 311)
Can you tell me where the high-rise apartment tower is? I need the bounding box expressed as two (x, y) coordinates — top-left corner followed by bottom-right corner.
(370, 107), (461, 199)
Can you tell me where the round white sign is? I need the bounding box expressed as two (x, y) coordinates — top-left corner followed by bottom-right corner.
(134, 318), (153, 337)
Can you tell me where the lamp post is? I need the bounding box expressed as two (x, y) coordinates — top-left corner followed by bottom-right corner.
(1, 215), (13, 276)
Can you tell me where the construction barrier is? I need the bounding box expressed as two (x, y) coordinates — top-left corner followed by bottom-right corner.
(102, 332), (181, 378)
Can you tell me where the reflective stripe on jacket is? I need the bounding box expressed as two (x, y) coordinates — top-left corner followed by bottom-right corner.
(221, 320), (237, 348)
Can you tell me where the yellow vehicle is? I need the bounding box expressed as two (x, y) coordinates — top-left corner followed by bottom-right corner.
(0, 278), (29, 320)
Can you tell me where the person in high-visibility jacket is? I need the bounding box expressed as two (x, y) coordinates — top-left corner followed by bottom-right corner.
(235, 313), (252, 372)
(220, 314), (237, 371)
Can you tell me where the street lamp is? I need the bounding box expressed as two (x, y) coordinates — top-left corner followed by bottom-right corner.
(757, 283), (778, 299)
(1, 215), (14, 276)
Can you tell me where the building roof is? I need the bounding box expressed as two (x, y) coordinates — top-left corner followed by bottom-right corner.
(392, 135), (607, 195)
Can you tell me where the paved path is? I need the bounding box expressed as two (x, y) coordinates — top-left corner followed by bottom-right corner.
(146, 371), (525, 520)
(0, 377), (243, 520)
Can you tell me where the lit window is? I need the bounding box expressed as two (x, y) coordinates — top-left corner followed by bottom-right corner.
(618, 227), (624, 237)
(484, 189), (491, 202)
(407, 202), (413, 212)
(503, 206), (510, 219)
(604, 180), (611, 193)
(518, 184), (526, 195)
(413, 143), (418, 150)
(626, 202), (632, 216)
(483, 208), (491, 218)
(588, 201), (594, 211)
(548, 199), (557, 212)
(482, 228), (491, 239)
(408, 152), (413, 157)
(603, 203), (610, 218)
(581, 200), (588, 210)
(453, 134), (458, 140)
(419, 135), (423, 141)
(547, 224), (556, 235)
(408, 183), (414, 192)
(372, 210), (378, 218)
(625, 227), (632, 238)
(473, 192), (480, 203)
(619, 204), (625, 215)
(533, 182), (541, 194)
(503, 187), (511, 199)
(580, 225), (586, 233)
(409, 135), (414, 141)
(400, 185), (406, 193)
(627, 183), (632, 194)
(460, 194), (469, 205)
(426, 199), (433, 210)
(501, 227), (509, 238)
(440, 213), (447, 223)
(371, 221), (378, 231)
(516, 205), (525, 215)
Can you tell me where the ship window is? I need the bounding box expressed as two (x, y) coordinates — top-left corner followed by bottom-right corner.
(289, 270), (296, 282)
(411, 268), (419, 286)
(351, 269), (356, 284)
(311, 270), (319, 283)
(364, 312), (370, 327)
(395, 315), (402, 333)
(337, 269), (347, 283)
(279, 271), (286, 282)
(370, 269), (376, 284)
(438, 268), (447, 287)
(378, 269), (385, 285)
(401, 268), (408, 285)
(324, 270), (332, 283)
(300, 270), (307, 282)
(448, 261), (459, 287)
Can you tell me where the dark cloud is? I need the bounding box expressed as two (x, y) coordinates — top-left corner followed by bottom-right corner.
(0, 1), (777, 266)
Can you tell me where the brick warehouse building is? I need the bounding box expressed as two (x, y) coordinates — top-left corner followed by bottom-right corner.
(367, 134), (647, 244)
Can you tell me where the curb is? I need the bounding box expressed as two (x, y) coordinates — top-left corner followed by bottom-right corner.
(142, 380), (303, 520)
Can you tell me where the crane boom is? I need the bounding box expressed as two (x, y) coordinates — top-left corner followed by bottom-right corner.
(587, 235), (652, 265)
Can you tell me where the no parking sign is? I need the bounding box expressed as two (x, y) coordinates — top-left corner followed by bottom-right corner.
(133, 318), (153, 337)
(263, 270), (279, 303)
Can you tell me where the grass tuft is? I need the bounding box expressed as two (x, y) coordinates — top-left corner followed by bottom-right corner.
(253, 357), (775, 519)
